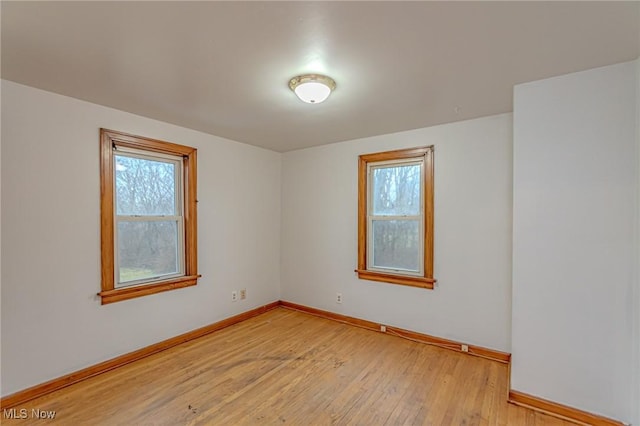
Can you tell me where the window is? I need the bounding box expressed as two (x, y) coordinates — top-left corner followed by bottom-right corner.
(356, 146), (435, 289)
(99, 129), (198, 304)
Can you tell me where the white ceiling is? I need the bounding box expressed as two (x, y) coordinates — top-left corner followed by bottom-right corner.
(2, 1), (639, 152)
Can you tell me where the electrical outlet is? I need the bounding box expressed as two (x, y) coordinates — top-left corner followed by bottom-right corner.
(380, 325), (386, 332)
(336, 293), (343, 304)
(231, 291), (238, 302)
(240, 289), (246, 300)
(461, 344), (469, 352)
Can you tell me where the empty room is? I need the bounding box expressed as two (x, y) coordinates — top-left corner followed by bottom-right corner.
(1, 2), (639, 425)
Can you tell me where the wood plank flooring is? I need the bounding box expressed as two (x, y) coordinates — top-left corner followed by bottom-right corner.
(2, 308), (574, 425)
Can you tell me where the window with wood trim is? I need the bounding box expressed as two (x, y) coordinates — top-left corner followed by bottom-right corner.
(356, 146), (435, 289)
(99, 129), (198, 304)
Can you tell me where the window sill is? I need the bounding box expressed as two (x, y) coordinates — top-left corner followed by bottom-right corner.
(98, 275), (200, 305)
(355, 269), (435, 289)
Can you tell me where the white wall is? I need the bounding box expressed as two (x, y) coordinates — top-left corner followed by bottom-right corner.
(512, 61), (638, 423)
(634, 57), (640, 426)
(0, 81), (281, 396)
(281, 114), (513, 352)
(0, 72), (3, 392)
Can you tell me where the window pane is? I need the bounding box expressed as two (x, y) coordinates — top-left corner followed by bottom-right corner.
(115, 154), (177, 216)
(372, 220), (420, 272)
(117, 221), (180, 286)
(372, 163), (421, 215)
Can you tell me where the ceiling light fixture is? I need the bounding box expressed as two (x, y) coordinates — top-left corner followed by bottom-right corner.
(288, 74), (336, 104)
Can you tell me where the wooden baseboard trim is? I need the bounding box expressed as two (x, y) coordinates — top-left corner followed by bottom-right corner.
(280, 300), (380, 331)
(508, 390), (625, 426)
(279, 300), (511, 364)
(0, 301), (280, 409)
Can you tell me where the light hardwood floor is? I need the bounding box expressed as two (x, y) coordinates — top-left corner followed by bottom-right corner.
(3, 308), (574, 425)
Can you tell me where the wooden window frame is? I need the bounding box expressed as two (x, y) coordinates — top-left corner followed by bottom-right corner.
(99, 129), (198, 305)
(356, 146), (435, 289)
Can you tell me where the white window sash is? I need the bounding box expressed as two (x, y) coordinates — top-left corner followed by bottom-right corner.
(366, 158), (425, 276)
(112, 148), (186, 288)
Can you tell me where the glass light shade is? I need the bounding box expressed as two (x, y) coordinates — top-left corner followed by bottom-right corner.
(289, 74), (336, 104)
(294, 82), (332, 104)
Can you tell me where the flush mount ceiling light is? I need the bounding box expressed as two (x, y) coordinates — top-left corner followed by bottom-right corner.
(288, 74), (336, 104)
